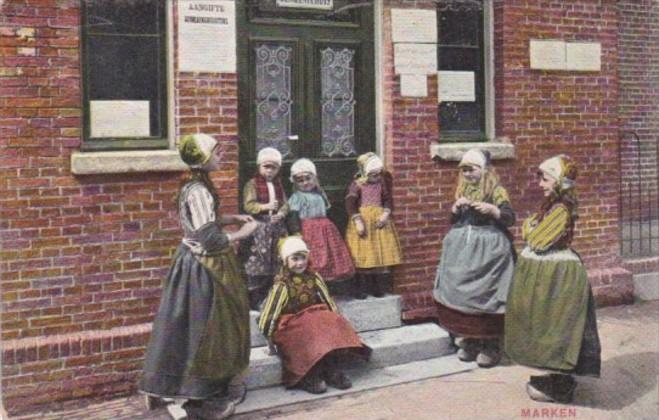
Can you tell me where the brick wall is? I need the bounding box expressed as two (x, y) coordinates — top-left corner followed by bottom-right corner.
(0, 0), (240, 414)
(0, 0), (648, 415)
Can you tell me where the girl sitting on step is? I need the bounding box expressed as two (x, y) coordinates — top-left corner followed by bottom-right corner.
(258, 236), (371, 394)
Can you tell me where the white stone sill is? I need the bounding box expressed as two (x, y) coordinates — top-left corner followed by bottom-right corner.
(71, 150), (188, 175)
(430, 140), (515, 162)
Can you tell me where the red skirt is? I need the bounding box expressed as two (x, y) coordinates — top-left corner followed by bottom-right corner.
(436, 301), (504, 339)
(273, 304), (370, 386)
(302, 218), (355, 281)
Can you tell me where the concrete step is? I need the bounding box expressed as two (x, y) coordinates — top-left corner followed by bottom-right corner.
(249, 294), (403, 348)
(245, 323), (451, 390)
(633, 272), (659, 300)
(167, 354), (475, 419)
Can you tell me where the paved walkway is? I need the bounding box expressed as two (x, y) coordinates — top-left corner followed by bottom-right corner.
(10, 301), (658, 420)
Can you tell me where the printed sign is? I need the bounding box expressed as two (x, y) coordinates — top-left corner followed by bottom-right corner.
(90, 101), (150, 138)
(394, 43), (437, 75)
(438, 71), (475, 102)
(276, 0), (333, 10)
(178, 0), (236, 73)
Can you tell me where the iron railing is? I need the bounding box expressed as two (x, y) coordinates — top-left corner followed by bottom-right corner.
(619, 130), (659, 258)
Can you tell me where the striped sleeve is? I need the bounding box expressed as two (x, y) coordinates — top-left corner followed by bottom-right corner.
(186, 184), (216, 230)
(526, 204), (570, 252)
(258, 281), (288, 337)
(314, 274), (338, 312)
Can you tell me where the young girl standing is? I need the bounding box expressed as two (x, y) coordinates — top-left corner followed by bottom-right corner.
(258, 236), (370, 394)
(432, 148), (515, 368)
(288, 158), (355, 283)
(344, 153), (403, 298)
(140, 134), (258, 420)
(505, 155), (601, 403)
(242, 147), (289, 310)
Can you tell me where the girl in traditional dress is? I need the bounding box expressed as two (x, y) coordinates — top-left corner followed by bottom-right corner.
(432, 148), (515, 368)
(258, 236), (371, 394)
(140, 133), (258, 420)
(505, 154), (601, 403)
(241, 147), (289, 310)
(287, 158), (355, 283)
(344, 153), (403, 299)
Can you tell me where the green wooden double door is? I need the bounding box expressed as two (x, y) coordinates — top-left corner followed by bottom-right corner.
(237, 0), (375, 230)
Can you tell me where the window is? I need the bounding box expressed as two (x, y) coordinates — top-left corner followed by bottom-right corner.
(436, 0), (492, 142)
(82, 0), (168, 151)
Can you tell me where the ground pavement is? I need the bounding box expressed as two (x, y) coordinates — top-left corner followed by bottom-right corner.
(9, 301), (658, 420)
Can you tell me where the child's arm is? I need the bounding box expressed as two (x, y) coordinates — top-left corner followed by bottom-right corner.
(243, 179), (267, 215)
(314, 274), (339, 313)
(525, 204), (570, 253)
(345, 182), (366, 237)
(258, 281), (288, 339)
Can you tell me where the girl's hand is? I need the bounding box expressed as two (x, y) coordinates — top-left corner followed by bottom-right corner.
(233, 214), (254, 224)
(452, 197), (471, 213)
(263, 200), (279, 212)
(235, 221), (259, 240)
(354, 218), (366, 238)
(471, 202), (501, 219)
(375, 212), (389, 229)
(270, 213), (284, 224)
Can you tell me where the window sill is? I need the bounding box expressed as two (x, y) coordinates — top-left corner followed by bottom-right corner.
(430, 139), (515, 162)
(71, 150), (188, 175)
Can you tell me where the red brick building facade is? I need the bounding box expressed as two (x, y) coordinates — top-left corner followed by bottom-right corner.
(1, 0), (656, 415)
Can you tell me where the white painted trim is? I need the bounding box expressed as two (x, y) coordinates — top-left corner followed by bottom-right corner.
(374, 0), (384, 157)
(484, 0), (495, 140)
(167, 0), (176, 148)
(430, 140), (514, 161)
(71, 150), (187, 174)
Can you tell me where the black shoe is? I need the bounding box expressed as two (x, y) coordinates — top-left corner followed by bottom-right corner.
(324, 369), (352, 390)
(370, 277), (385, 298)
(298, 373), (327, 394)
(526, 374), (576, 404)
(353, 277), (367, 300)
(182, 399), (235, 420)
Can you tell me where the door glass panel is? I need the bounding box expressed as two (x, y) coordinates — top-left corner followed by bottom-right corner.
(255, 42), (294, 157)
(320, 47), (356, 157)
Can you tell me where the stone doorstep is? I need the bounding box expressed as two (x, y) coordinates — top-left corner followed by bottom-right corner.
(245, 323), (451, 390)
(167, 355), (476, 419)
(633, 272), (659, 300)
(249, 294), (403, 348)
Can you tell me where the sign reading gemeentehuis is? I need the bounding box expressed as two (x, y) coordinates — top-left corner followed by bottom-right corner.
(276, 0), (333, 10)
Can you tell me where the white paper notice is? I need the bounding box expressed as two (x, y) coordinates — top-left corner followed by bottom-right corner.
(178, 0), (236, 73)
(391, 9), (437, 43)
(400, 74), (427, 97)
(566, 42), (601, 71)
(394, 43), (437, 75)
(276, 0), (333, 10)
(90, 100), (150, 138)
(529, 39), (566, 70)
(438, 71), (475, 102)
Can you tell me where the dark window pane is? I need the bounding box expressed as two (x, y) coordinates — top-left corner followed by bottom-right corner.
(85, 0), (161, 35)
(437, 4), (486, 140)
(439, 102), (483, 132)
(88, 35), (164, 137)
(438, 47), (480, 71)
(438, 10), (481, 47)
(83, 0), (167, 144)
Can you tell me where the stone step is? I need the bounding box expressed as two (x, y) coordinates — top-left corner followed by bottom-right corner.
(245, 323), (451, 390)
(249, 294), (403, 348)
(167, 354), (475, 419)
(633, 272), (659, 300)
